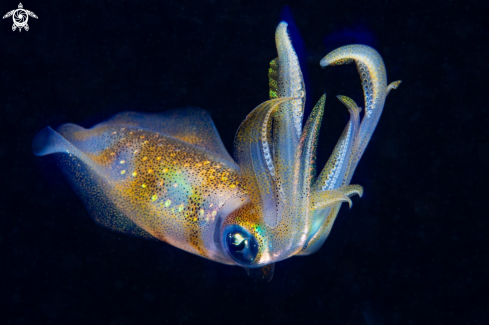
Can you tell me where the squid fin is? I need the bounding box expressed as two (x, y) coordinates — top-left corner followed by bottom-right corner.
(104, 108), (236, 167)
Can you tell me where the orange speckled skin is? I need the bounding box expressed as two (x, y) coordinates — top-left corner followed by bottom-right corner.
(102, 129), (244, 262)
(33, 109), (249, 266)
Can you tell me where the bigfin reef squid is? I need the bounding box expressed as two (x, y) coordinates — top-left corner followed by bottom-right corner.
(33, 22), (400, 282)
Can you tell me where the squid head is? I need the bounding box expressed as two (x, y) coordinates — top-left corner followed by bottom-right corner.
(223, 22), (401, 280)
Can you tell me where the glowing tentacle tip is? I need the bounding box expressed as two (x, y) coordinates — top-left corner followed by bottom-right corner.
(387, 80), (402, 95)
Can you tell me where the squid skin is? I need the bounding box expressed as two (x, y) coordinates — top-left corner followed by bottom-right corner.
(33, 22), (400, 282)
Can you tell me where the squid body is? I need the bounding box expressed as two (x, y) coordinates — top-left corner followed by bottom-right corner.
(33, 22), (400, 281)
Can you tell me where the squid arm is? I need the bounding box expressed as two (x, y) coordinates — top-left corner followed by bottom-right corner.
(310, 184), (363, 211)
(320, 45), (401, 182)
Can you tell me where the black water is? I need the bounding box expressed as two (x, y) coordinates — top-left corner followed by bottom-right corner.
(1, 0), (487, 324)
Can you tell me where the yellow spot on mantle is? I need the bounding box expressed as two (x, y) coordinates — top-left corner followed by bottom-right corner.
(164, 200), (171, 207)
(132, 171), (137, 177)
(151, 195), (157, 201)
(142, 184), (147, 188)
(121, 170), (126, 175)
(120, 160), (125, 164)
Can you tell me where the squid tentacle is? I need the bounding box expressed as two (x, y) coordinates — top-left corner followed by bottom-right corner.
(292, 94), (326, 248)
(234, 97), (295, 228)
(387, 80), (402, 95)
(272, 22), (306, 223)
(315, 95), (360, 192)
(321, 45), (391, 181)
(310, 184), (363, 211)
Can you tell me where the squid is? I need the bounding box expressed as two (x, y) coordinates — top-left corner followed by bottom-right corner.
(33, 22), (400, 281)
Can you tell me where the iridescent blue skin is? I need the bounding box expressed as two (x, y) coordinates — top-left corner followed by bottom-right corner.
(33, 22), (400, 281)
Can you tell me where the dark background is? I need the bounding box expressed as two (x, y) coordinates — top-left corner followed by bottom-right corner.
(1, 0), (487, 324)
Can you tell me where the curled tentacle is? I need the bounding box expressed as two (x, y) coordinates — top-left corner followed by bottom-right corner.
(310, 189), (352, 211)
(321, 45), (388, 180)
(387, 80), (402, 95)
(338, 184), (363, 198)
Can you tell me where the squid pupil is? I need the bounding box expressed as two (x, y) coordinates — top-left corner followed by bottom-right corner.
(230, 234), (247, 251)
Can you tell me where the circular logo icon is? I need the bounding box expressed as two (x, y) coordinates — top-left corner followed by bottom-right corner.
(13, 9), (28, 28)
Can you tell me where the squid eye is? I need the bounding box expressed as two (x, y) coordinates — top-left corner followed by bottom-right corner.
(223, 225), (258, 266)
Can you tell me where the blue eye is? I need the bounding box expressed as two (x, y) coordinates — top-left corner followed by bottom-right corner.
(223, 225), (258, 265)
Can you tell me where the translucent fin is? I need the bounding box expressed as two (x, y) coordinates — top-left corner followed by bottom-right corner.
(34, 120), (245, 264)
(32, 127), (154, 239)
(245, 263), (275, 282)
(268, 58), (279, 99)
(234, 98), (293, 228)
(103, 107), (236, 168)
